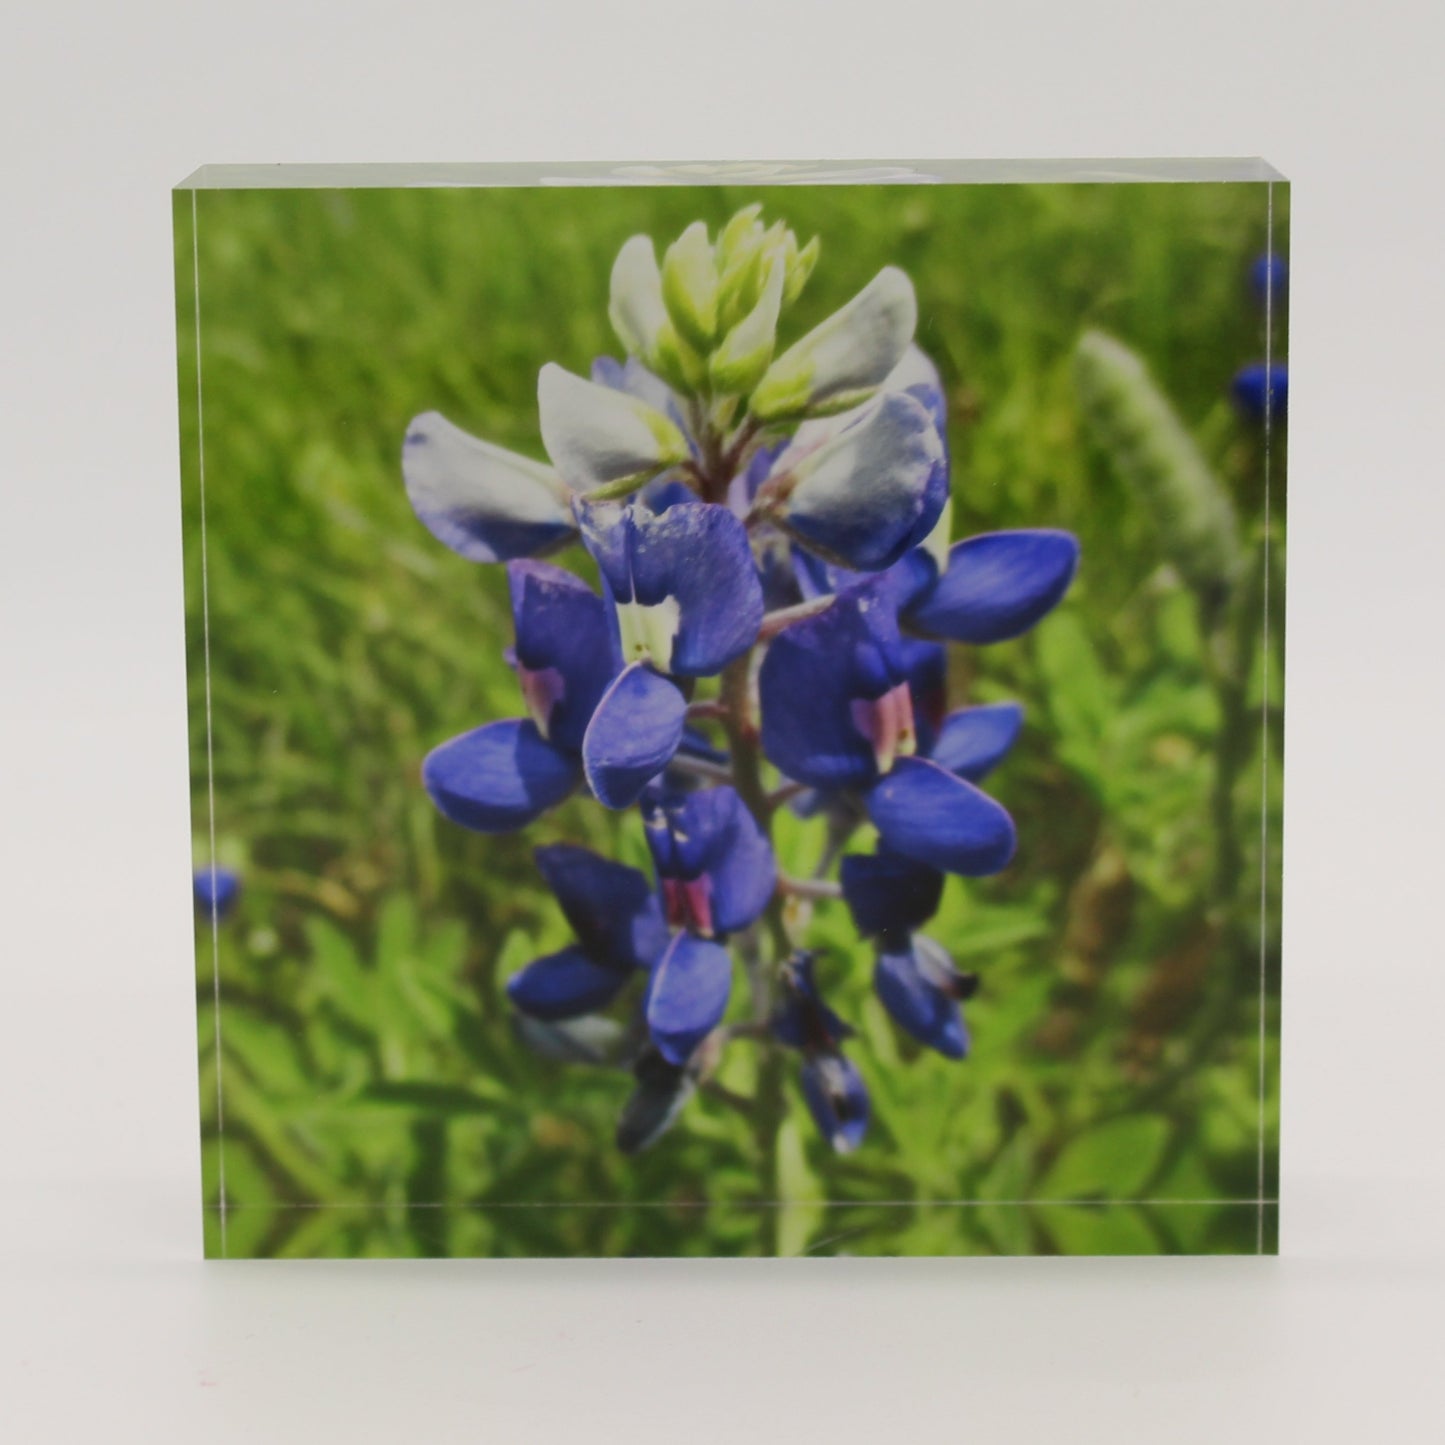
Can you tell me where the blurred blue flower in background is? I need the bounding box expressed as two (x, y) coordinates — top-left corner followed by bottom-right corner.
(1249, 252), (1287, 305)
(1231, 362), (1289, 425)
(193, 865), (240, 921)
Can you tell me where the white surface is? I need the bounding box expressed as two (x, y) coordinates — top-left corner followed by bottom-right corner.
(2, 1), (1443, 1440)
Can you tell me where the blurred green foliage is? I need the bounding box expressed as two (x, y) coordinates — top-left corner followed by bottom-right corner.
(176, 177), (1286, 1258)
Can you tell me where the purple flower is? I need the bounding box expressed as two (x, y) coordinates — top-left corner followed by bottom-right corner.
(640, 784), (776, 1064)
(887, 529), (1081, 645)
(1231, 362), (1288, 425)
(422, 561), (626, 832)
(574, 498), (764, 809)
(1249, 253), (1287, 305)
(771, 954), (869, 1152)
(506, 845), (668, 1020)
(874, 935), (978, 1059)
(759, 578), (1028, 876)
(839, 845), (982, 1060)
(401, 214), (1083, 1159)
(644, 932), (734, 1065)
(642, 784), (776, 940)
(193, 865), (240, 920)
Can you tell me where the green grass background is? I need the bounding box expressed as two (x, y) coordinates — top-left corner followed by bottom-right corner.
(175, 178), (1286, 1258)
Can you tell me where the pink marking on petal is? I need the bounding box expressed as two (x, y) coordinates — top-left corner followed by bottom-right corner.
(516, 664), (566, 740)
(663, 877), (715, 938)
(850, 682), (918, 774)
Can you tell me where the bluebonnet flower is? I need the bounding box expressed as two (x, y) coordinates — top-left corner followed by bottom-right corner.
(772, 953), (869, 1151)
(402, 363), (690, 564)
(574, 499), (764, 806)
(875, 935), (979, 1059)
(748, 391), (948, 570)
(193, 865), (240, 920)
(641, 783), (775, 1064)
(402, 205), (1079, 1160)
(839, 704), (1013, 1058)
(642, 784), (775, 939)
(506, 844), (668, 1019)
(840, 851), (980, 1059)
(759, 576), (1035, 876)
(423, 560), (624, 831)
(1249, 252), (1287, 305)
(1231, 362), (1288, 425)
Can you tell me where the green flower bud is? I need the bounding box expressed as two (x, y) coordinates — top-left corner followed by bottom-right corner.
(709, 256), (785, 396)
(661, 221), (720, 352)
(718, 221), (768, 332)
(1074, 329), (1242, 604)
(650, 319), (708, 396)
(784, 234), (820, 306)
(718, 203), (763, 262)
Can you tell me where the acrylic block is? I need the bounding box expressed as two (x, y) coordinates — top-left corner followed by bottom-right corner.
(174, 159), (1287, 1259)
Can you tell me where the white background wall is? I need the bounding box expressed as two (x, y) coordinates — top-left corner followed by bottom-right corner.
(1, 2), (1441, 1439)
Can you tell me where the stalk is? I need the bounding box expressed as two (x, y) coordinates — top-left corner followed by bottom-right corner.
(719, 647), (792, 1252)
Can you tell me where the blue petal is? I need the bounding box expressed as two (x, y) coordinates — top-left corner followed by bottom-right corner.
(879, 547), (939, 612)
(616, 1046), (695, 1154)
(506, 946), (632, 1021)
(677, 726), (729, 767)
(907, 530), (1080, 644)
(930, 702), (1024, 782)
(642, 786), (776, 935)
(800, 1053), (870, 1153)
(874, 938), (970, 1058)
(708, 807), (775, 935)
(582, 663), (687, 809)
(767, 392), (947, 571)
(402, 411), (575, 563)
(645, 932), (733, 1065)
(755, 531), (808, 610)
(639, 474), (696, 513)
(578, 501), (764, 676)
(696, 789), (776, 935)
(507, 561), (619, 753)
(900, 452), (951, 555)
(423, 718), (582, 832)
(758, 580), (905, 790)
(790, 544), (844, 602)
(840, 850), (943, 936)
(772, 953), (853, 1050)
(1249, 253), (1287, 304)
(193, 865), (240, 919)
(534, 844), (669, 972)
(1231, 362), (1288, 424)
(885, 344), (948, 436)
(867, 756), (1016, 876)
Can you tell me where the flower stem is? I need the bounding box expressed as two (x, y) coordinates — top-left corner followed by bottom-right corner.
(758, 595), (835, 640)
(778, 875), (843, 901)
(720, 646), (791, 1253)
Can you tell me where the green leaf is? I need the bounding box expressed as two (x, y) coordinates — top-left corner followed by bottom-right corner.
(1038, 1115), (1171, 1200)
